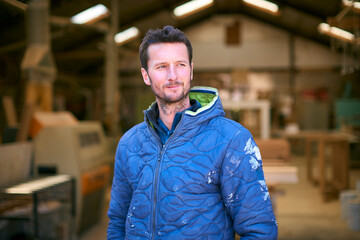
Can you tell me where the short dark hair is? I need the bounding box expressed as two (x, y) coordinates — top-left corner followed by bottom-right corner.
(139, 25), (193, 70)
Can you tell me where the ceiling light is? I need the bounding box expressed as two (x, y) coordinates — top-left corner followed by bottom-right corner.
(242, 0), (280, 16)
(343, 0), (360, 10)
(343, 0), (360, 14)
(318, 23), (355, 43)
(71, 4), (109, 24)
(114, 27), (140, 45)
(173, 0), (214, 18)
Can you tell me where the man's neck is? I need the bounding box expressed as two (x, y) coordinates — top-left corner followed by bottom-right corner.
(157, 97), (191, 130)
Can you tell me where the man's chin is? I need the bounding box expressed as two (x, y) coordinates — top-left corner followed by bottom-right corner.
(163, 88), (184, 100)
(155, 85), (190, 104)
(163, 94), (185, 103)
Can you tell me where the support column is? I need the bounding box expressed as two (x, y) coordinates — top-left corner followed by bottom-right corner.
(104, 0), (119, 135)
(289, 34), (296, 122)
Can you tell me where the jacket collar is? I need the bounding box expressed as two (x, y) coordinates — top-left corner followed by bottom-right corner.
(144, 86), (224, 130)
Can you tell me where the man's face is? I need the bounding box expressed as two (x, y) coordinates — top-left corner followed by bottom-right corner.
(141, 42), (193, 104)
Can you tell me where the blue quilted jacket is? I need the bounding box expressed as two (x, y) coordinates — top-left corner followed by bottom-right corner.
(107, 87), (278, 240)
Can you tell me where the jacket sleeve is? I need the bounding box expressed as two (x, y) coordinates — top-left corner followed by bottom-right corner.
(220, 129), (278, 239)
(107, 142), (133, 240)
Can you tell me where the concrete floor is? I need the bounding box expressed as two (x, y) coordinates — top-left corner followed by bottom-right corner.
(276, 156), (360, 240)
(79, 155), (360, 240)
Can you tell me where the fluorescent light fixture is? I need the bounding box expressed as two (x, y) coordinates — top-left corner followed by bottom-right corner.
(343, 0), (360, 10)
(318, 23), (355, 43)
(242, 0), (280, 16)
(173, 0), (214, 18)
(5, 175), (71, 194)
(114, 27), (140, 45)
(71, 4), (109, 24)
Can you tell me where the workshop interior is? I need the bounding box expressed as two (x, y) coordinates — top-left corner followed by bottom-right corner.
(0, 0), (360, 239)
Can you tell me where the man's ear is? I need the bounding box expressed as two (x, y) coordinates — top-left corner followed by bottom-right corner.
(190, 62), (194, 81)
(141, 68), (151, 85)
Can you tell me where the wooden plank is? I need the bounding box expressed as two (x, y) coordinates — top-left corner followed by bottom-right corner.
(2, 96), (18, 127)
(306, 138), (313, 182)
(332, 141), (349, 191)
(318, 140), (326, 200)
(256, 138), (290, 161)
(263, 166), (298, 184)
(40, 82), (53, 112)
(16, 103), (35, 142)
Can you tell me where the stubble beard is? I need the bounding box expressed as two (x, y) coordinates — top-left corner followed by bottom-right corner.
(148, 76), (191, 115)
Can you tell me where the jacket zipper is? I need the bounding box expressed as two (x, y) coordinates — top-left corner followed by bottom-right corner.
(152, 146), (163, 240)
(150, 114), (186, 240)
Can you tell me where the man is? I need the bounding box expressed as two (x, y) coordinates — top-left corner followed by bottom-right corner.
(107, 25), (278, 239)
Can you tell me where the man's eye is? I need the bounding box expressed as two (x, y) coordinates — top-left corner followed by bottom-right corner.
(157, 65), (166, 69)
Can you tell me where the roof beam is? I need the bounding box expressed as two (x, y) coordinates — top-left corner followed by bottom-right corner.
(1, 0), (27, 11)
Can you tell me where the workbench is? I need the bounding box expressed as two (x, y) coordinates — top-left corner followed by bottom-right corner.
(305, 132), (350, 201)
(0, 175), (76, 240)
(282, 131), (351, 201)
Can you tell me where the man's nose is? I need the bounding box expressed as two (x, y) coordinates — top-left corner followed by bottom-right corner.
(167, 64), (177, 80)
